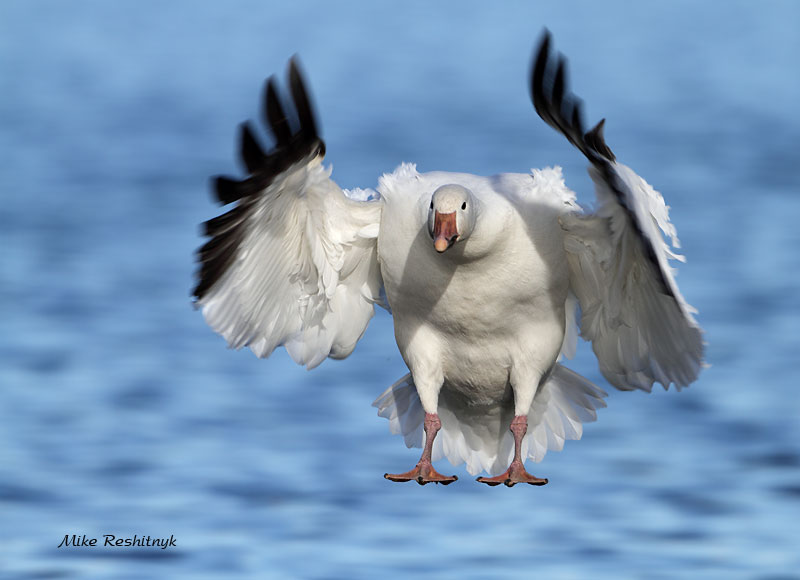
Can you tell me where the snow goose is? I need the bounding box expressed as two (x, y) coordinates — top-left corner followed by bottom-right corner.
(194, 32), (704, 486)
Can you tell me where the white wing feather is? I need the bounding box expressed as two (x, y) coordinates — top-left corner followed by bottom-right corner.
(561, 163), (703, 390)
(199, 162), (383, 368)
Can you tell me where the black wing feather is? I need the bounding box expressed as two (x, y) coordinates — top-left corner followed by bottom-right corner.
(264, 77), (293, 146)
(531, 32), (593, 159)
(203, 202), (250, 237)
(288, 57), (319, 147)
(584, 118), (616, 162)
(194, 58), (325, 301)
(213, 175), (247, 205)
(239, 122), (268, 173)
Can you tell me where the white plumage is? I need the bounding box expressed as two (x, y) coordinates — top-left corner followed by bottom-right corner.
(194, 34), (704, 485)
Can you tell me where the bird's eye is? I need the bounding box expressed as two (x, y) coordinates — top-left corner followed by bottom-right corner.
(461, 202), (467, 210)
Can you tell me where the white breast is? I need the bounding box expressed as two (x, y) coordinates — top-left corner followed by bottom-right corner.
(376, 166), (572, 403)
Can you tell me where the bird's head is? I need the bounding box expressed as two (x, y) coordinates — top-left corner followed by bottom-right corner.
(427, 185), (477, 253)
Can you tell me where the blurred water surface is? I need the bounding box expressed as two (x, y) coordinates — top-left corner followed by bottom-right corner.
(1, 1), (799, 578)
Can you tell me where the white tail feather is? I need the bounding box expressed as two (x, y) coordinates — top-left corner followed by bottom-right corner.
(372, 364), (607, 476)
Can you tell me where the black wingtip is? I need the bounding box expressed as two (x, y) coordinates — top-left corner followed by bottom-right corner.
(531, 30), (551, 118)
(531, 34), (588, 157)
(288, 56), (320, 143)
(571, 102), (585, 138)
(239, 121), (268, 173)
(537, 29), (552, 64)
(213, 175), (245, 205)
(531, 30), (613, 164)
(552, 57), (566, 112)
(263, 76), (293, 146)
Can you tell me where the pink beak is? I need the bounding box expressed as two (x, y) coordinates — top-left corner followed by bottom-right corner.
(433, 211), (458, 253)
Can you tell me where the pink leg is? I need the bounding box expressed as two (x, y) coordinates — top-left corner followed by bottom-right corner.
(477, 415), (548, 487)
(384, 413), (458, 485)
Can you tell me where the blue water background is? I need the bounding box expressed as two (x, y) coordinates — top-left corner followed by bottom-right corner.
(1, 1), (799, 578)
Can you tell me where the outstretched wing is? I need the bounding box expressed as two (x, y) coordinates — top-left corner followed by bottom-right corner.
(531, 32), (704, 391)
(194, 59), (384, 369)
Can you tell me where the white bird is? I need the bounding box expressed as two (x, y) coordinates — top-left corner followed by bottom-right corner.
(194, 32), (704, 486)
